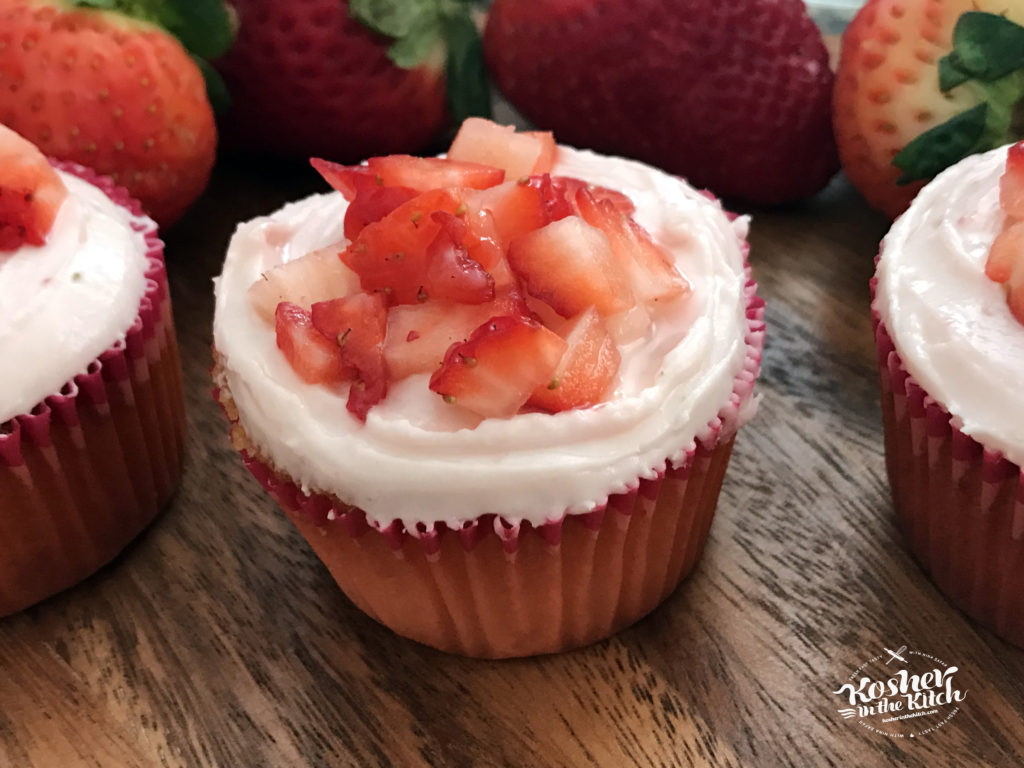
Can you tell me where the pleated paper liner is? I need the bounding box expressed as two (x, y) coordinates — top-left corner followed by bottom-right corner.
(872, 279), (1024, 647)
(214, 242), (764, 658)
(0, 162), (185, 617)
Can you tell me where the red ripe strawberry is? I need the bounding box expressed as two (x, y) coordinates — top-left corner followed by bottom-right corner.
(528, 307), (621, 412)
(311, 293), (388, 419)
(429, 315), (567, 418)
(275, 301), (349, 385)
(0, 0), (221, 226)
(214, 0), (489, 161)
(0, 124), (67, 250)
(484, 0), (837, 205)
(575, 187), (689, 306)
(835, 4), (1024, 219)
(506, 215), (632, 317)
(1000, 142), (1024, 220)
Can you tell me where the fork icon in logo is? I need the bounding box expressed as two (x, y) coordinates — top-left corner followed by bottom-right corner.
(884, 645), (908, 664)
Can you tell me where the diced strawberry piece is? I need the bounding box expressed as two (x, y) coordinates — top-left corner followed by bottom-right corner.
(310, 293), (389, 420)
(344, 177), (418, 241)
(1000, 141), (1024, 221)
(575, 187), (689, 305)
(507, 215), (633, 317)
(310, 157), (373, 200)
(367, 155), (504, 191)
(385, 288), (530, 380)
(525, 131), (557, 174)
(429, 315), (567, 418)
(468, 179), (549, 244)
(447, 117), (554, 180)
(528, 174), (574, 221)
(550, 176), (635, 216)
(275, 301), (349, 385)
(528, 307), (621, 412)
(424, 213), (496, 304)
(0, 125), (67, 250)
(987, 221), (1024, 283)
(248, 246), (360, 324)
(1009, 268), (1024, 325)
(341, 188), (463, 304)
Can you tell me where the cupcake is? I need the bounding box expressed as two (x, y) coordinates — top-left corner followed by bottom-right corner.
(873, 141), (1024, 647)
(213, 118), (764, 658)
(0, 125), (184, 616)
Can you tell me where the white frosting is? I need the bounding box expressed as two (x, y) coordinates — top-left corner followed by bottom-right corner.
(0, 171), (150, 424)
(214, 147), (752, 526)
(876, 145), (1024, 466)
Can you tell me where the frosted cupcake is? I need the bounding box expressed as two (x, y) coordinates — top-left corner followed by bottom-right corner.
(0, 125), (184, 616)
(873, 141), (1024, 646)
(213, 118), (764, 657)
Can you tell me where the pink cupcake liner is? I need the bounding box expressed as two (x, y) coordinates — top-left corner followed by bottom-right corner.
(872, 277), (1024, 647)
(0, 161), (185, 617)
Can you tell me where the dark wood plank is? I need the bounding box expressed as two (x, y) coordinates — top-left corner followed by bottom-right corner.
(1, 160), (1022, 767)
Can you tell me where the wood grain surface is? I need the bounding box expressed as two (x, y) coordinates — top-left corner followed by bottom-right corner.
(1, 156), (1023, 768)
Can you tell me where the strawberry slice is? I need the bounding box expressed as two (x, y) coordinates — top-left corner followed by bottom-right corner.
(986, 221), (1024, 283)
(528, 307), (621, 412)
(341, 188), (463, 304)
(311, 293), (389, 420)
(0, 125), (67, 250)
(424, 213), (496, 303)
(429, 315), (567, 418)
(248, 246), (360, 324)
(384, 289), (528, 380)
(447, 118), (556, 179)
(468, 179), (549, 244)
(1000, 141), (1024, 221)
(275, 302), (349, 385)
(575, 187), (689, 305)
(507, 215), (633, 317)
(528, 174), (575, 221)
(367, 155), (504, 191)
(344, 175), (418, 241)
(1009, 262), (1024, 325)
(310, 157), (372, 200)
(551, 176), (635, 216)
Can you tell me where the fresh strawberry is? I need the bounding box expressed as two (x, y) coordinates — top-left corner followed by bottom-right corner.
(275, 301), (349, 385)
(429, 315), (567, 418)
(506, 215), (632, 317)
(367, 156), (504, 191)
(468, 179), (549, 244)
(214, 0), (489, 161)
(344, 182), (419, 241)
(447, 118), (556, 179)
(835, 5), (1024, 219)
(986, 222), (1024, 283)
(310, 293), (388, 419)
(1001, 142), (1024, 220)
(575, 187), (689, 306)
(551, 176), (635, 217)
(529, 174), (574, 221)
(247, 246), (360, 324)
(423, 214), (496, 303)
(484, 0), (837, 205)
(528, 308), (621, 412)
(0, 0), (224, 226)
(384, 289), (528, 380)
(310, 158), (372, 200)
(0, 124), (67, 250)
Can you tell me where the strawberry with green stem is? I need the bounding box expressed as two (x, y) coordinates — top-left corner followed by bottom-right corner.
(835, 4), (1024, 219)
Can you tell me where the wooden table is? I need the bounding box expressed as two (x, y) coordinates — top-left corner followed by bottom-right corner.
(2, 158), (1023, 767)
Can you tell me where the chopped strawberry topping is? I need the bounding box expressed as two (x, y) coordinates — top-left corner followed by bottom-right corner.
(1000, 142), (1024, 221)
(310, 157), (371, 200)
(425, 213), (496, 303)
(275, 302), (349, 385)
(344, 176), (418, 240)
(469, 180), (549, 243)
(367, 155), (505, 191)
(429, 315), (567, 418)
(448, 118), (556, 179)
(248, 246), (360, 323)
(507, 215), (633, 317)
(988, 141), (1024, 324)
(550, 176), (635, 216)
(0, 125), (67, 251)
(311, 293), (388, 420)
(528, 307), (621, 412)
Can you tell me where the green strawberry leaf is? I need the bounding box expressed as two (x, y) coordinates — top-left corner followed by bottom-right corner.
(350, 0), (433, 39)
(949, 12), (1024, 83)
(193, 55), (231, 114)
(386, 8), (443, 68)
(444, 10), (491, 123)
(938, 53), (971, 92)
(893, 103), (988, 184)
(159, 0), (234, 60)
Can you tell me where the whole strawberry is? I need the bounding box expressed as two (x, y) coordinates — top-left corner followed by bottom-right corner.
(0, 0), (227, 226)
(483, 0), (838, 205)
(835, 2), (1024, 219)
(214, 0), (488, 160)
